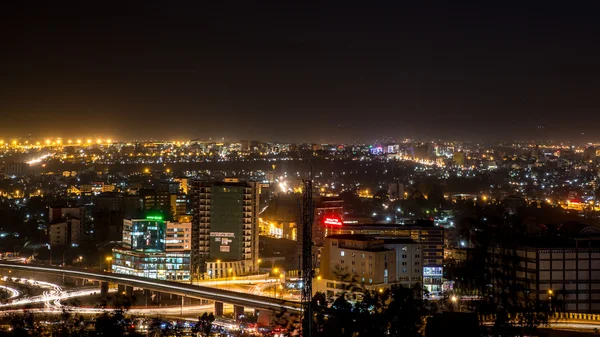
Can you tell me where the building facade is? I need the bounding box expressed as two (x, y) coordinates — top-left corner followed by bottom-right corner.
(383, 239), (423, 288)
(326, 221), (444, 293)
(49, 218), (82, 247)
(318, 234), (396, 299)
(191, 179), (260, 278)
(489, 239), (600, 312)
(112, 217), (191, 281)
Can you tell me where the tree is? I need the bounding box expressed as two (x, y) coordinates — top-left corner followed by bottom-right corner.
(310, 284), (427, 337)
(195, 312), (214, 337)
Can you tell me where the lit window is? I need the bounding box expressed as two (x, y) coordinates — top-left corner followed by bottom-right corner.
(340, 251), (345, 257)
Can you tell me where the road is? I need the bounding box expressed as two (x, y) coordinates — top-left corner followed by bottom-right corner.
(0, 262), (303, 313)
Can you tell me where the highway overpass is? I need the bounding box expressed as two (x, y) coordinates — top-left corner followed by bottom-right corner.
(0, 262), (302, 315)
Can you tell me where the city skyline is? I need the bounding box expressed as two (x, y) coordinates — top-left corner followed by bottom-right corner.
(2, 3), (600, 142)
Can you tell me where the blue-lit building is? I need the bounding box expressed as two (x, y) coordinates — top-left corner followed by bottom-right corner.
(112, 216), (192, 281)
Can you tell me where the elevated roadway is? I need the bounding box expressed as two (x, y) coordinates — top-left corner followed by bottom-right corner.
(0, 262), (302, 314)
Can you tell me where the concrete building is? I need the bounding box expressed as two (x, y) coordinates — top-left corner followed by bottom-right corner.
(488, 236), (600, 313)
(166, 221), (192, 251)
(383, 238), (423, 288)
(191, 179), (260, 278)
(317, 234), (396, 299)
(326, 220), (444, 293)
(49, 218), (82, 247)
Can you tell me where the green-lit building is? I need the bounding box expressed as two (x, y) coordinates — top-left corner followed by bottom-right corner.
(111, 216), (192, 281)
(191, 179), (260, 278)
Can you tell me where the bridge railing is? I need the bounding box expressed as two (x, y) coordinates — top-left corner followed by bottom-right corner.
(479, 312), (600, 324)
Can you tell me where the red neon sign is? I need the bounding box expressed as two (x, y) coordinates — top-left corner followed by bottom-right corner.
(323, 216), (342, 226)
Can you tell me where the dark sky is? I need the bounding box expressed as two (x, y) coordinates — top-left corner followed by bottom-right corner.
(2, 2), (600, 143)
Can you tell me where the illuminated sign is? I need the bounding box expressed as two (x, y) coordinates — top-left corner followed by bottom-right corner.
(210, 232), (235, 237)
(323, 216), (342, 226)
(146, 216), (163, 220)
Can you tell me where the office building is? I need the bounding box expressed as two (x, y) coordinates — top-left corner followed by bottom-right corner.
(139, 188), (176, 214)
(317, 234), (396, 299)
(49, 218), (82, 247)
(325, 220), (444, 293)
(191, 178), (260, 278)
(112, 216), (191, 281)
(383, 238), (423, 288)
(488, 235), (600, 313)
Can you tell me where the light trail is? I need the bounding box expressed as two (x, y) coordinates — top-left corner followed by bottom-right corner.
(27, 153), (53, 165)
(0, 277), (99, 308)
(0, 285), (20, 299)
(0, 263), (303, 313)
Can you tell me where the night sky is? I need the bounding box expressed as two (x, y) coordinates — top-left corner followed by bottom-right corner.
(2, 2), (600, 143)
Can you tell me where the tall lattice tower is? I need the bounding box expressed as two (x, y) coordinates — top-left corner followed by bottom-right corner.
(301, 179), (314, 337)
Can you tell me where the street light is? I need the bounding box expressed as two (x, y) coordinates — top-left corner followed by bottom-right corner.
(106, 257), (113, 272)
(257, 259), (262, 275)
(548, 289), (553, 310)
(451, 295), (461, 312)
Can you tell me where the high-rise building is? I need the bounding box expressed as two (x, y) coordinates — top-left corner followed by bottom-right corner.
(191, 178), (260, 278)
(139, 188), (176, 214)
(112, 216), (191, 281)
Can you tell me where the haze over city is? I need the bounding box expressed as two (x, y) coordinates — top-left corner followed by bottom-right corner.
(3, 2), (600, 142)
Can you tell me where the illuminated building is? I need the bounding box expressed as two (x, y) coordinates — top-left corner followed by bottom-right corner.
(324, 220), (444, 293)
(317, 234), (396, 300)
(383, 239), (423, 288)
(111, 216), (191, 281)
(174, 194), (189, 217)
(139, 188), (176, 213)
(313, 197), (344, 246)
(49, 218), (82, 248)
(488, 233), (600, 313)
(191, 179), (260, 278)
